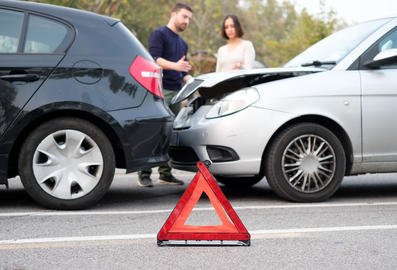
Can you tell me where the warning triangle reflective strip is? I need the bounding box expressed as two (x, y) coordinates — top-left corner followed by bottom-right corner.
(157, 161), (250, 245)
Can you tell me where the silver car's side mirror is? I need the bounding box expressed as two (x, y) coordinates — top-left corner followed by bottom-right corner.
(364, 48), (397, 69)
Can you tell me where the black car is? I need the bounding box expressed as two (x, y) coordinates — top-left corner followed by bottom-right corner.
(0, 0), (173, 209)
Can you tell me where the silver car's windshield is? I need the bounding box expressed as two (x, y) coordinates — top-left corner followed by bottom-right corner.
(285, 18), (392, 68)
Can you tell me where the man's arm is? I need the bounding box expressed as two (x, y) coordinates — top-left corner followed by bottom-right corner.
(156, 56), (191, 72)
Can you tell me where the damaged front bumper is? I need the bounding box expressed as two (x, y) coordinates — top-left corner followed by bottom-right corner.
(169, 105), (268, 176)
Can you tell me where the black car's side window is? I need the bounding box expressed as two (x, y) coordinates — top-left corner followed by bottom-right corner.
(360, 27), (397, 69)
(24, 15), (68, 53)
(0, 9), (24, 53)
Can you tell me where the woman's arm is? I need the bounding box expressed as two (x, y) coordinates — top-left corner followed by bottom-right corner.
(215, 47), (222, 72)
(242, 41), (256, 69)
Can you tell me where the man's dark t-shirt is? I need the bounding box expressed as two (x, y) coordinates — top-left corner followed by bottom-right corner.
(148, 26), (188, 91)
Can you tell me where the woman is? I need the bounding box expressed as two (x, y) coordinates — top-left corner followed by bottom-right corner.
(216, 14), (255, 72)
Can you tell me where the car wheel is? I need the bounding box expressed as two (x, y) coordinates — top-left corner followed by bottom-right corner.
(215, 175), (262, 188)
(18, 118), (115, 209)
(265, 123), (345, 202)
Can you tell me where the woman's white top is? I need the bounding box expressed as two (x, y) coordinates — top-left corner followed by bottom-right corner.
(216, 40), (255, 72)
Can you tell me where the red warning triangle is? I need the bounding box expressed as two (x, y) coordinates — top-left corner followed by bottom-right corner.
(157, 161), (250, 246)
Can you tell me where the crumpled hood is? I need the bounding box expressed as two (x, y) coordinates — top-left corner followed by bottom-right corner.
(171, 67), (324, 104)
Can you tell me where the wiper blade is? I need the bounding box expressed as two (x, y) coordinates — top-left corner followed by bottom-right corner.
(301, 60), (336, 67)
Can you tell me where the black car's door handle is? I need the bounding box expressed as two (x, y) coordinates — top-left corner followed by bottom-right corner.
(0, 74), (40, 82)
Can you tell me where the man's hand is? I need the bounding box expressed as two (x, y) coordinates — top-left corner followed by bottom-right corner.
(174, 56), (192, 72)
(183, 74), (193, 84)
(156, 56), (192, 72)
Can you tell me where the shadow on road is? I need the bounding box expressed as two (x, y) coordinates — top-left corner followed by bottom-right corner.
(1, 174), (397, 210)
(0, 188), (38, 208)
(334, 175), (397, 200)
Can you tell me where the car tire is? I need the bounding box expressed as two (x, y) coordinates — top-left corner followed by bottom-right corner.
(18, 118), (115, 210)
(215, 175), (262, 188)
(265, 123), (346, 202)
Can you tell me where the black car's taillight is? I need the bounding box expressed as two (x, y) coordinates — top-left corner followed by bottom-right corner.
(129, 55), (163, 98)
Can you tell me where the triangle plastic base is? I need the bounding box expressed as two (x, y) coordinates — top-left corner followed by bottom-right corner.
(158, 239), (250, 246)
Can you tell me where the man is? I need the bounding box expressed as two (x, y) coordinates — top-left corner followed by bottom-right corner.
(138, 3), (193, 187)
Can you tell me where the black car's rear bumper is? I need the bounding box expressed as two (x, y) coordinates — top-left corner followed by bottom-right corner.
(123, 116), (174, 173)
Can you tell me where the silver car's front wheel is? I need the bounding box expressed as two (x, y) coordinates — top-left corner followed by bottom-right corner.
(19, 118), (115, 209)
(266, 123), (346, 202)
(282, 135), (335, 193)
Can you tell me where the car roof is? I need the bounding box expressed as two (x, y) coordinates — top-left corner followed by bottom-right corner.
(0, 0), (119, 26)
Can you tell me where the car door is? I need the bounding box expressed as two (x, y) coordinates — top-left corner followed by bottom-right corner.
(0, 8), (72, 138)
(361, 27), (397, 162)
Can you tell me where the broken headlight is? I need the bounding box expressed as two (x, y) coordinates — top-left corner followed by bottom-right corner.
(206, 87), (259, 119)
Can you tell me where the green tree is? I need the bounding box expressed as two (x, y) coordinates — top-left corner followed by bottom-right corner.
(38, 0), (129, 15)
(240, 0), (342, 66)
(31, 0), (344, 69)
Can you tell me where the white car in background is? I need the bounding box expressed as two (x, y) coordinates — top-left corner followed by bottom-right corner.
(169, 17), (397, 202)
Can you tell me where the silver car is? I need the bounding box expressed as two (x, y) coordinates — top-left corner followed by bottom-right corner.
(169, 17), (397, 202)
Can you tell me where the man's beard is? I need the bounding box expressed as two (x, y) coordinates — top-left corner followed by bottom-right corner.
(175, 23), (187, 32)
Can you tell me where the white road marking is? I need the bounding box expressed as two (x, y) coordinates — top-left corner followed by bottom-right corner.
(1, 201), (397, 217)
(0, 234), (156, 245)
(1, 225), (397, 246)
(251, 224), (397, 235)
(2, 201), (396, 247)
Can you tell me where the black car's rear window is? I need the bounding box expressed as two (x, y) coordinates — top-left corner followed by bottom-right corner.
(0, 9), (24, 53)
(24, 15), (69, 53)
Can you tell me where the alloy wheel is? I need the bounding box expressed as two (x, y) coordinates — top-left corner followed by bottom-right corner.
(281, 134), (336, 193)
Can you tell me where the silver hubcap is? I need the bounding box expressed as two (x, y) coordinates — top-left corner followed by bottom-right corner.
(282, 134), (336, 193)
(32, 130), (103, 200)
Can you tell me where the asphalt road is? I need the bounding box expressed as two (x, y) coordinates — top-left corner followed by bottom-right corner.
(1, 171), (397, 269)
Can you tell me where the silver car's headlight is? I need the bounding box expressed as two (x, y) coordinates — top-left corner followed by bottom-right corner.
(206, 87), (259, 119)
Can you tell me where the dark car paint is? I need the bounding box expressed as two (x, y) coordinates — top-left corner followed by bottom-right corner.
(0, 0), (173, 184)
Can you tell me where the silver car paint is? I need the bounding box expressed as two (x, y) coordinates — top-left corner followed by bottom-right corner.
(173, 70), (361, 176)
(253, 70), (362, 161)
(172, 67), (323, 103)
(361, 68), (397, 162)
(171, 17), (397, 177)
(174, 105), (293, 175)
